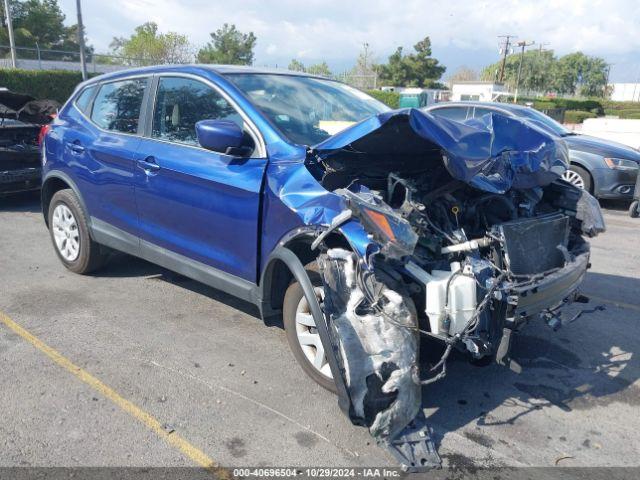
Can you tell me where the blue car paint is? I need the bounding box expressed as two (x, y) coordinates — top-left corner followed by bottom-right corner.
(52, 101), (141, 236)
(44, 65), (569, 294)
(133, 137), (268, 281)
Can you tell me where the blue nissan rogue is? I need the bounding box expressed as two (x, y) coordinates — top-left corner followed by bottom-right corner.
(42, 65), (604, 468)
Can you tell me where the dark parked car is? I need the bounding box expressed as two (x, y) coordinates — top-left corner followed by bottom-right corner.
(426, 101), (640, 200)
(42, 66), (605, 470)
(0, 117), (42, 195)
(0, 90), (58, 196)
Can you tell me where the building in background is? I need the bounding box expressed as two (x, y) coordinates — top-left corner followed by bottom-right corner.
(378, 86), (447, 106)
(609, 83), (640, 102)
(450, 81), (511, 102)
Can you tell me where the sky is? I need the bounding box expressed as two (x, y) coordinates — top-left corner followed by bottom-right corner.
(58, 0), (640, 82)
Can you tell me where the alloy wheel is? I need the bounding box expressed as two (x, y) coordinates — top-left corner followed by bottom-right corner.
(294, 286), (333, 379)
(562, 169), (585, 189)
(52, 204), (80, 262)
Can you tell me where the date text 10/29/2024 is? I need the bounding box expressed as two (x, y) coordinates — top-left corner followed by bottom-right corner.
(232, 468), (402, 477)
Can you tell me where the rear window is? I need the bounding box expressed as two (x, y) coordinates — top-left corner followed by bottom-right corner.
(75, 86), (96, 114)
(90, 78), (147, 134)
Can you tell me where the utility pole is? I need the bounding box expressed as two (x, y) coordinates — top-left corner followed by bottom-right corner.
(497, 35), (514, 83)
(76, 0), (87, 80)
(514, 40), (535, 103)
(3, 0), (17, 68)
(36, 41), (41, 69)
(538, 42), (551, 53)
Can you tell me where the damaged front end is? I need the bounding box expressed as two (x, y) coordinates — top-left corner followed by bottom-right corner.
(305, 109), (605, 471)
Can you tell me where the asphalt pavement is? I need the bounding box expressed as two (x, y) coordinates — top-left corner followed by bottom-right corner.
(1, 192), (639, 470)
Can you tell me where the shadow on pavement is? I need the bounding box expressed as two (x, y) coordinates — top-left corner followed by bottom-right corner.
(97, 252), (262, 319)
(422, 270), (640, 455)
(0, 191), (41, 213)
(81, 229), (640, 461)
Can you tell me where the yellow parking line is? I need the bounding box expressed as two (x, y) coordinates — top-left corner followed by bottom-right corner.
(0, 311), (228, 478)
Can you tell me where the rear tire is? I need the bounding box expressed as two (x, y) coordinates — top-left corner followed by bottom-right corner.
(283, 263), (338, 394)
(48, 189), (106, 274)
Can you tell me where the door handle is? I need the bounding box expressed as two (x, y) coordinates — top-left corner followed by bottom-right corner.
(137, 156), (160, 173)
(66, 141), (85, 154)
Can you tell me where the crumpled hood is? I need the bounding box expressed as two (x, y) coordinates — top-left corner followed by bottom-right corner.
(0, 90), (60, 124)
(311, 108), (569, 194)
(564, 134), (640, 161)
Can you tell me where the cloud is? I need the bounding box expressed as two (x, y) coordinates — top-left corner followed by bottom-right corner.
(60, 0), (640, 79)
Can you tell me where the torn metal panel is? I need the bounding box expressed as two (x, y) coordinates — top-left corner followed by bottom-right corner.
(318, 248), (421, 440)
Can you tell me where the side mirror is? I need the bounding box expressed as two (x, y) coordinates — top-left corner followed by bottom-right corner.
(195, 119), (244, 154)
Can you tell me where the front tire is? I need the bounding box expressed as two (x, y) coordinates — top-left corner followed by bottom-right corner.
(630, 200), (640, 218)
(48, 189), (105, 274)
(283, 263), (338, 394)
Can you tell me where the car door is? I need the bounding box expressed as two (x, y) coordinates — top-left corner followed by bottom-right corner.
(63, 77), (149, 239)
(134, 75), (267, 282)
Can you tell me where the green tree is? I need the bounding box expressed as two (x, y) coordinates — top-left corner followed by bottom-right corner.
(481, 50), (555, 93)
(553, 52), (608, 96)
(8, 0), (65, 46)
(111, 22), (192, 65)
(197, 24), (256, 65)
(286, 59), (332, 77)
(288, 59), (305, 72)
(0, 0), (92, 59)
(481, 50), (609, 97)
(306, 62), (331, 77)
(378, 36), (445, 87)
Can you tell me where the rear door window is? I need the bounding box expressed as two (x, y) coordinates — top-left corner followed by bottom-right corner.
(430, 106), (470, 122)
(75, 86), (96, 114)
(90, 78), (147, 134)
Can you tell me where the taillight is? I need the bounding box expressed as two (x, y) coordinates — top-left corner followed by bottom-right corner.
(38, 114), (56, 146)
(38, 124), (50, 146)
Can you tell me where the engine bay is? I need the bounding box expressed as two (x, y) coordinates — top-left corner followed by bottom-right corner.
(299, 108), (606, 471)
(312, 148), (600, 345)
(308, 151), (604, 470)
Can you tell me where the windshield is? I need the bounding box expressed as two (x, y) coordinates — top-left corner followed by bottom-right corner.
(227, 73), (389, 146)
(514, 107), (572, 137)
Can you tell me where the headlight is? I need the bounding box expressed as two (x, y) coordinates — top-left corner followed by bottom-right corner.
(339, 189), (418, 258)
(604, 157), (639, 170)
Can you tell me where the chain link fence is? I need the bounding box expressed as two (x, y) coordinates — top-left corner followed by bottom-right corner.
(1, 46), (384, 93)
(0, 45), (150, 73)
